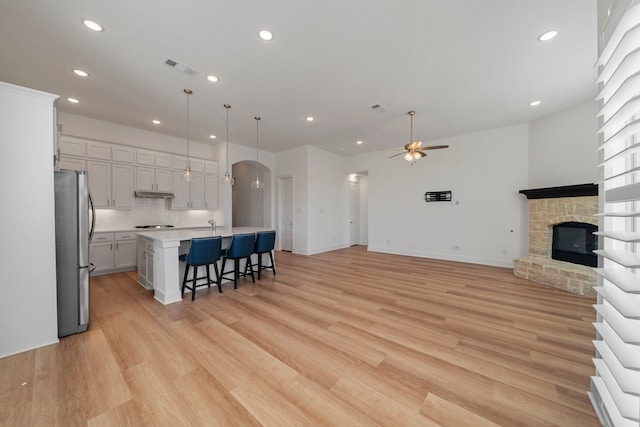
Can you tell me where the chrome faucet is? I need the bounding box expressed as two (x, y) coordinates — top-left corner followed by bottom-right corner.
(208, 219), (216, 234)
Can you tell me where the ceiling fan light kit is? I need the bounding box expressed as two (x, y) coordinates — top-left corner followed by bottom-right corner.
(389, 110), (449, 165)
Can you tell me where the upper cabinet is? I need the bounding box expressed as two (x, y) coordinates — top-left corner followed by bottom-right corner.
(59, 136), (86, 157)
(136, 166), (173, 192)
(112, 146), (134, 163)
(173, 155), (204, 173)
(137, 149), (172, 168)
(59, 136), (218, 211)
(87, 161), (134, 209)
(86, 141), (111, 160)
(60, 137), (134, 163)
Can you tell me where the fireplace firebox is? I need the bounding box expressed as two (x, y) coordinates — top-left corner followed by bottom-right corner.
(551, 222), (598, 267)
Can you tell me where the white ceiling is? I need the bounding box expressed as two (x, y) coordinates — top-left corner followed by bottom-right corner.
(0, 0), (597, 156)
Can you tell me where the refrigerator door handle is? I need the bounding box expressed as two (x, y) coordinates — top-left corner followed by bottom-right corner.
(88, 190), (95, 243)
(78, 265), (89, 326)
(89, 262), (96, 273)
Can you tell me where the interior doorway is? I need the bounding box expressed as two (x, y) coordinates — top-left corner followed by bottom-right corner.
(279, 176), (293, 252)
(349, 180), (360, 246)
(348, 172), (368, 246)
(231, 161), (271, 227)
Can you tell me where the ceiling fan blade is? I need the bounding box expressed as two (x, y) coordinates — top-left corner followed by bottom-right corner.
(417, 145), (449, 151)
(417, 151), (427, 158)
(388, 152), (405, 159)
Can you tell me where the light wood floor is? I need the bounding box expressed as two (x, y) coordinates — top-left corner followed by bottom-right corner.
(1, 246), (600, 426)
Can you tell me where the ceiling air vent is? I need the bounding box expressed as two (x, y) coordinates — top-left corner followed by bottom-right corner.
(370, 104), (387, 112)
(163, 58), (199, 77)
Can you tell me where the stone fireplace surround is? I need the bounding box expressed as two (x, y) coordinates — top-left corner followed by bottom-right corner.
(513, 184), (598, 297)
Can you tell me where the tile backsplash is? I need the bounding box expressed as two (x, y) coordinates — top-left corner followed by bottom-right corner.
(95, 197), (222, 230)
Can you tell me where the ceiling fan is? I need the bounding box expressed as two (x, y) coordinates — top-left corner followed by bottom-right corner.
(388, 111), (448, 164)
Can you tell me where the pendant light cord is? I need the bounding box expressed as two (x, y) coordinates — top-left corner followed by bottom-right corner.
(255, 116), (261, 163)
(225, 104), (231, 171)
(184, 89), (192, 168)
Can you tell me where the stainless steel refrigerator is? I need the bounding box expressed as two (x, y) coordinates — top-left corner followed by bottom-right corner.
(54, 169), (95, 337)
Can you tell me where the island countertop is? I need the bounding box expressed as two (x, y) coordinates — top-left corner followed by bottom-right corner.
(136, 226), (272, 243)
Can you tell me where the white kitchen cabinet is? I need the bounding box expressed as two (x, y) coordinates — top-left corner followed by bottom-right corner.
(87, 161), (111, 208)
(90, 233), (115, 275)
(204, 161), (218, 175)
(90, 232), (137, 276)
(59, 156), (86, 171)
(155, 152), (172, 169)
(174, 156), (205, 173)
(135, 149), (155, 166)
(173, 171), (205, 209)
(86, 141), (111, 160)
(137, 149), (172, 168)
(87, 161), (134, 209)
(136, 166), (173, 192)
(112, 164), (135, 208)
(59, 136), (86, 157)
(112, 145), (134, 163)
(204, 174), (218, 210)
(137, 236), (155, 290)
(114, 232), (137, 269)
(190, 173), (205, 209)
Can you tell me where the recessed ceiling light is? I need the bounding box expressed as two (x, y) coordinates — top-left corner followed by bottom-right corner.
(206, 75), (219, 82)
(356, 140), (363, 145)
(529, 100), (541, 106)
(258, 30), (274, 41)
(306, 116), (314, 122)
(152, 119), (161, 125)
(66, 97), (79, 104)
(73, 69), (89, 77)
(209, 135), (217, 139)
(537, 30), (557, 41)
(83, 19), (104, 32)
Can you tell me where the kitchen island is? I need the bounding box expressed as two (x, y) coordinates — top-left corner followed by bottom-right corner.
(136, 227), (273, 304)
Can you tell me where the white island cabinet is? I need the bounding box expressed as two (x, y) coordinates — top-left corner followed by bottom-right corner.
(136, 227), (273, 304)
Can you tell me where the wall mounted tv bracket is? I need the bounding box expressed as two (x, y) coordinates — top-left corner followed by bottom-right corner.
(424, 191), (452, 202)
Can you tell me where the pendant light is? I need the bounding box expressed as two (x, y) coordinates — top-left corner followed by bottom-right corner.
(251, 116), (264, 189)
(221, 104), (235, 185)
(183, 89), (193, 181)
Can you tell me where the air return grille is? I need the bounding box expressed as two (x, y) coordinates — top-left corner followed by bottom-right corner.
(163, 58), (198, 77)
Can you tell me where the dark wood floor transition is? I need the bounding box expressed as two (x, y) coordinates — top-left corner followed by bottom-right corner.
(0, 246), (600, 426)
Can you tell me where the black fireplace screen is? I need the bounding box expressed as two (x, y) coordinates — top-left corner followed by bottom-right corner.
(551, 222), (598, 267)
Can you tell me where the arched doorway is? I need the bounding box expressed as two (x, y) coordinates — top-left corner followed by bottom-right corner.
(231, 160), (272, 227)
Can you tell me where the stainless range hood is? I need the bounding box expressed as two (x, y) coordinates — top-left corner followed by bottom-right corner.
(134, 190), (175, 199)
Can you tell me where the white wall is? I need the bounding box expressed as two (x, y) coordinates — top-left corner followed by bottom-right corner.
(528, 100), (599, 188)
(274, 145), (309, 253)
(306, 146), (349, 254)
(0, 82), (59, 357)
(347, 123), (530, 267)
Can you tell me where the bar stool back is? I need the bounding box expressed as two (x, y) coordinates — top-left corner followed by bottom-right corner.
(180, 236), (222, 300)
(252, 230), (276, 279)
(221, 233), (256, 289)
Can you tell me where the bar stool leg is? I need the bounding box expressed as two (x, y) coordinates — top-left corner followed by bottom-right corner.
(181, 265), (190, 297)
(213, 263), (222, 293)
(269, 251), (276, 275)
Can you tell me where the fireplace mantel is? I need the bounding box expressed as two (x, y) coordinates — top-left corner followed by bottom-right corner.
(519, 183), (597, 199)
